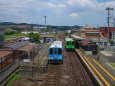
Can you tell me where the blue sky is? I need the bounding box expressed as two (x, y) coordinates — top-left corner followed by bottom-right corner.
(0, 0), (115, 27)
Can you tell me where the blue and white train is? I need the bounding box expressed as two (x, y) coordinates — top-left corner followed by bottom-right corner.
(48, 41), (63, 63)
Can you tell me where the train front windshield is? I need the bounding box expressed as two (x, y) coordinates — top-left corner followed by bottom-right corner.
(58, 48), (62, 54)
(49, 48), (62, 54)
(72, 41), (74, 45)
(49, 48), (53, 54)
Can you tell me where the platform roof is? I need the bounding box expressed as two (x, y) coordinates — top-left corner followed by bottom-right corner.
(8, 41), (30, 50)
(71, 35), (84, 40)
(18, 44), (33, 52)
(0, 51), (13, 59)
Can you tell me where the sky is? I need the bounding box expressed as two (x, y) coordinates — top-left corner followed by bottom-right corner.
(0, 0), (115, 27)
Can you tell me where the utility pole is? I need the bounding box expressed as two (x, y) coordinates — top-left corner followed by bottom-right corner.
(44, 16), (46, 33)
(114, 18), (115, 27)
(97, 24), (100, 60)
(106, 7), (113, 50)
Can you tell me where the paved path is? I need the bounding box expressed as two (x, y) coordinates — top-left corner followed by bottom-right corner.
(100, 51), (113, 56)
(76, 49), (115, 86)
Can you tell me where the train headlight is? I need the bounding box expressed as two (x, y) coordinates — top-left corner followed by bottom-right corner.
(49, 57), (53, 59)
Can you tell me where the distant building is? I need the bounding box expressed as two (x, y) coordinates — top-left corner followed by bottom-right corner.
(21, 31), (38, 34)
(0, 28), (5, 47)
(84, 25), (94, 29)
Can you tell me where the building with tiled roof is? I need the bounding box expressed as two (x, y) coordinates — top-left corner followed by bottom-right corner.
(76, 28), (105, 40)
(71, 28), (108, 51)
(84, 25), (94, 29)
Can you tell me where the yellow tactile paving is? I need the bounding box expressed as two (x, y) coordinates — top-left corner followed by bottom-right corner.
(93, 59), (115, 80)
(77, 50), (111, 86)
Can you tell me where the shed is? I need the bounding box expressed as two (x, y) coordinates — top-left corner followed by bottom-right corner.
(41, 35), (55, 43)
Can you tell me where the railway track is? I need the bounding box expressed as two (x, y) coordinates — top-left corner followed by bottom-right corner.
(66, 51), (94, 86)
(46, 64), (61, 86)
(45, 33), (95, 86)
(10, 32), (96, 86)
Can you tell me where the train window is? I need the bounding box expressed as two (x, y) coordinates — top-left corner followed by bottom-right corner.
(67, 41), (70, 45)
(49, 48), (53, 54)
(58, 48), (62, 54)
(72, 42), (74, 45)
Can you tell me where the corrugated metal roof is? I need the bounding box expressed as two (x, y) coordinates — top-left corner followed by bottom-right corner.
(18, 44), (33, 52)
(0, 51), (13, 59)
(8, 41), (30, 50)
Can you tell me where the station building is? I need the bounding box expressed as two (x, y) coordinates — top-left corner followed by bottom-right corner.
(71, 26), (107, 55)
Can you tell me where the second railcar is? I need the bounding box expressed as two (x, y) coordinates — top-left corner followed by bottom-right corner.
(65, 38), (75, 50)
(48, 41), (63, 63)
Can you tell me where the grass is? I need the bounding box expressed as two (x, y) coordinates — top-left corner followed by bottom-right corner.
(109, 63), (115, 68)
(5, 73), (21, 86)
(5, 33), (26, 39)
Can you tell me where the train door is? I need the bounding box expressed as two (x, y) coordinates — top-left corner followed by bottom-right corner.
(58, 48), (63, 62)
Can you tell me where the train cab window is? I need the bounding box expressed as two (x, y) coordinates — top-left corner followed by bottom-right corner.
(49, 48), (53, 54)
(72, 42), (74, 45)
(54, 50), (57, 54)
(58, 48), (62, 54)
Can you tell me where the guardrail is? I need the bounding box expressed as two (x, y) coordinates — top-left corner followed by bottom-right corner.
(0, 60), (18, 84)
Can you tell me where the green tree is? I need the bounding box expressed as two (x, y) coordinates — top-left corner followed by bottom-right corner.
(29, 32), (41, 43)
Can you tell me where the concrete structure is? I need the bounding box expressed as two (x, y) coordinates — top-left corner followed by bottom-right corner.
(0, 28), (5, 47)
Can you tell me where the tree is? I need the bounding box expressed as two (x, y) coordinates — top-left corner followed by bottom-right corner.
(29, 32), (41, 43)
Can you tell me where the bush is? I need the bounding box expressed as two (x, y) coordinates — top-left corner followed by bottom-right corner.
(92, 50), (98, 55)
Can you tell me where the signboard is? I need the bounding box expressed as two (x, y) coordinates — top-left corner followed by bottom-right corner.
(23, 59), (30, 63)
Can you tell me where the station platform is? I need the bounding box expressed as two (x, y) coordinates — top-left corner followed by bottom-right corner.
(76, 49), (115, 86)
(33, 43), (50, 73)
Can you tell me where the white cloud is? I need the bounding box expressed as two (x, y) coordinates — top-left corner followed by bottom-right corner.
(99, 1), (115, 8)
(70, 13), (79, 17)
(43, 2), (66, 9)
(67, 0), (99, 9)
(0, 0), (115, 26)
